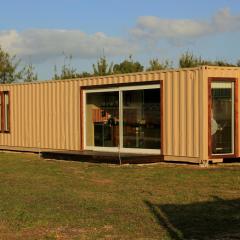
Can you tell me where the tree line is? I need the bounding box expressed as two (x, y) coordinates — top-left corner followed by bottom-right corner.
(0, 46), (240, 84)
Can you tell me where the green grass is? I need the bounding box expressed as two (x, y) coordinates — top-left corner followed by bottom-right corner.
(0, 152), (239, 239)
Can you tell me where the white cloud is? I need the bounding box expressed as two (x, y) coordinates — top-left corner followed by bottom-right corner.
(0, 8), (240, 64)
(0, 29), (138, 62)
(130, 8), (240, 45)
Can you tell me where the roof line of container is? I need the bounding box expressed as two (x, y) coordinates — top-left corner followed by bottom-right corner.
(0, 65), (239, 87)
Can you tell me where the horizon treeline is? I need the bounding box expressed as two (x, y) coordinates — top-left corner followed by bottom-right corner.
(0, 46), (240, 84)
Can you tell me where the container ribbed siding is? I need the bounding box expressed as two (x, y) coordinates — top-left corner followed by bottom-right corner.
(0, 66), (240, 163)
(0, 80), (81, 151)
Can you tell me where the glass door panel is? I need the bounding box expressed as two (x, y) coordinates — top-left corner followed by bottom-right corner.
(211, 82), (234, 154)
(122, 88), (160, 149)
(85, 91), (119, 148)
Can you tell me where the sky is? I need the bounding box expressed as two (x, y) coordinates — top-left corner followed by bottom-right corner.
(1, 0), (240, 80)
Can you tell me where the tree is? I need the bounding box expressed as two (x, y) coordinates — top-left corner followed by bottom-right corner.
(0, 46), (24, 83)
(52, 54), (92, 80)
(53, 54), (79, 80)
(78, 71), (92, 78)
(214, 60), (236, 67)
(113, 55), (144, 74)
(179, 52), (205, 68)
(92, 56), (113, 76)
(179, 51), (237, 68)
(23, 63), (38, 82)
(53, 65), (59, 80)
(147, 58), (173, 71)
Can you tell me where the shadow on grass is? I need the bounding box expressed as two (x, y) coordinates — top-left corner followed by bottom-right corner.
(145, 197), (240, 240)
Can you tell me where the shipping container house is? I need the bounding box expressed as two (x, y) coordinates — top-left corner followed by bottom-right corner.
(0, 66), (239, 164)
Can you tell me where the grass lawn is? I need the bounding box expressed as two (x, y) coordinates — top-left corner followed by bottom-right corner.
(0, 152), (239, 240)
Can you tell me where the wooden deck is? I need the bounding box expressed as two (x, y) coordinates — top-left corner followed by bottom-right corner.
(41, 150), (164, 164)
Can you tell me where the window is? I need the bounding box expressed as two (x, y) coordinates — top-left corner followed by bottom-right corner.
(0, 91), (10, 133)
(210, 81), (234, 155)
(84, 84), (161, 154)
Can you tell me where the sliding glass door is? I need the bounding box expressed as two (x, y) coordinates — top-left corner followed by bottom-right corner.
(85, 90), (119, 149)
(84, 84), (161, 154)
(122, 88), (160, 150)
(210, 81), (235, 155)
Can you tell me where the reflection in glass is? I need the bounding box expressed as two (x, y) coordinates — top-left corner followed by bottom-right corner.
(122, 89), (160, 149)
(211, 82), (234, 154)
(86, 92), (119, 147)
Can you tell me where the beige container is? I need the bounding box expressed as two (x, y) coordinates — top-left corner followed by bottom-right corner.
(0, 66), (239, 163)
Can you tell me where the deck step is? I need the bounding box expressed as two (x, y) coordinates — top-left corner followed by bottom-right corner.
(41, 150), (164, 164)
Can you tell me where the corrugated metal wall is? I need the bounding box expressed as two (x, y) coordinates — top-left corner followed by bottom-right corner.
(162, 69), (201, 158)
(0, 67), (204, 159)
(79, 68), (202, 158)
(1, 66), (239, 160)
(0, 80), (81, 150)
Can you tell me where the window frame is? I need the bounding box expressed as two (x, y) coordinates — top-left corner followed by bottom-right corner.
(82, 81), (163, 154)
(0, 91), (10, 133)
(208, 77), (238, 159)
